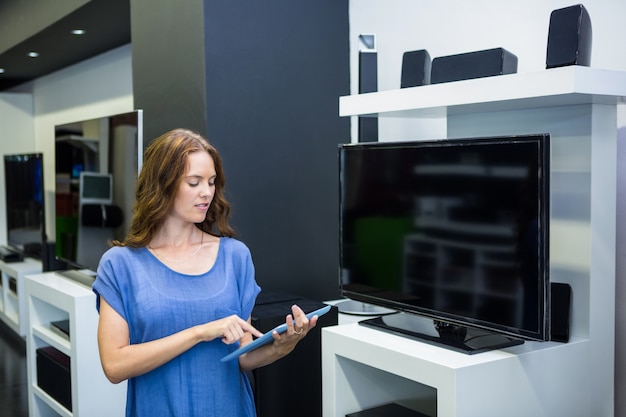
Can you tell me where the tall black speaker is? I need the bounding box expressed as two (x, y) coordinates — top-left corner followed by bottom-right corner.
(250, 293), (338, 417)
(546, 4), (592, 68)
(358, 34), (378, 143)
(358, 51), (377, 94)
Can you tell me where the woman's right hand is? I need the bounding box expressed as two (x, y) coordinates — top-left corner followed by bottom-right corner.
(203, 315), (263, 344)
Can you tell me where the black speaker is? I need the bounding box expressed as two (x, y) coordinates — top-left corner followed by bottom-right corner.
(358, 117), (378, 143)
(250, 293), (338, 417)
(431, 47), (518, 84)
(401, 49), (431, 88)
(358, 51), (377, 94)
(358, 50), (378, 143)
(546, 4), (592, 69)
(550, 282), (572, 343)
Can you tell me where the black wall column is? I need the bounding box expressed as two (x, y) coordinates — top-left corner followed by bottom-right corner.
(131, 1), (350, 302)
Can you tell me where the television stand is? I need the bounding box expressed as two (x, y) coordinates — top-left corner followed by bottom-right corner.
(0, 245), (23, 263)
(360, 313), (523, 354)
(334, 299), (397, 316)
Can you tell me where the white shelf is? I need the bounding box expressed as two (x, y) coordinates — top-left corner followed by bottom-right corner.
(326, 66), (622, 416)
(32, 385), (72, 417)
(0, 258), (42, 336)
(32, 324), (71, 356)
(339, 66), (626, 118)
(25, 271), (126, 417)
(323, 324), (589, 417)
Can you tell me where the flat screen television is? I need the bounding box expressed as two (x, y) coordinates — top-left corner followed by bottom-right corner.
(53, 110), (142, 280)
(3, 153), (46, 260)
(338, 134), (550, 353)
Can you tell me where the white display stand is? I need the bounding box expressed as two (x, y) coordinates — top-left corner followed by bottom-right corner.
(323, 66), (624, 417)
(323, 323), (588, 417)
(25, 272), (126, 417)
(0, 258), (42, 336)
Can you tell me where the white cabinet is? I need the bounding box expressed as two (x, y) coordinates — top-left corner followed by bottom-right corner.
(0, 258), (41, 336)
(324, 66), (625, 416)
(323, 323), (589, 417)
(25, 272), (126, 417)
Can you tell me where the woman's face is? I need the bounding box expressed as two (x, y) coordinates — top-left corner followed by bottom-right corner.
(171, 150), (216, 224)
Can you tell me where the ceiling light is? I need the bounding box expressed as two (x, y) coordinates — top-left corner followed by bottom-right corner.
(71, 29), (85, 35)
(28, 51), (39, 58)
(0, 68), (4, 74)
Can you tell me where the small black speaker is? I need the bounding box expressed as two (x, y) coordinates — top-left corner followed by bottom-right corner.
(550, 282), (572, 343)
(546, 4), (592, 68)
(431, 47), (518, 84)
(401, 49), (431, 88)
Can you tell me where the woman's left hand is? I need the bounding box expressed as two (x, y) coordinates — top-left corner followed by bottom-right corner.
(238, 304), (321, 370)
(270, 304), (319, 356)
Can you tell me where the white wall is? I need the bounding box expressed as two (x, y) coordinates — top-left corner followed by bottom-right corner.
(9, 43), (134, 241)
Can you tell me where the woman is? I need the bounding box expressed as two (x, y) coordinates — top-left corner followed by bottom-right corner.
(93, 128), (318, 416)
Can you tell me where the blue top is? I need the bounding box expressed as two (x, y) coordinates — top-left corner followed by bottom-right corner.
(93, 237), (261, 417)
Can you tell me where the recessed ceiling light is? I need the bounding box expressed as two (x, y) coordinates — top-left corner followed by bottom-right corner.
(28, 51), (39, 58)
(71, 29), (85, 35)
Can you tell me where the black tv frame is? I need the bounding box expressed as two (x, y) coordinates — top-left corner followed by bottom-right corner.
(338, 134), (551, 353)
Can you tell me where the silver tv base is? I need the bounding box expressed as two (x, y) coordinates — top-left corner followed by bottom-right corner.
(335, 299), (397, 316)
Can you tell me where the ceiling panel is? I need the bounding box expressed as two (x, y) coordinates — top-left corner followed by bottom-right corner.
(0, 0), (130, 91)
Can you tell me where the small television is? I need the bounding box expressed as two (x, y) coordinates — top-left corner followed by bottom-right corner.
(3, 153), (46, 260)
(79, 172), (113, 204)
(53, 110), (142, 279)
(338, 134), (550, 353)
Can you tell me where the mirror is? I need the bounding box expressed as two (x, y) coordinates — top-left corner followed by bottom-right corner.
(53, 110), (143, 273)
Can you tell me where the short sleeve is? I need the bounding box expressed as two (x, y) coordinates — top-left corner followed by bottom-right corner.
(93, 247), (128, 321)
(229, 238), (261, 320)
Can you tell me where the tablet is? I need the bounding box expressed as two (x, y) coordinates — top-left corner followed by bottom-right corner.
(220, 305), (331, 362)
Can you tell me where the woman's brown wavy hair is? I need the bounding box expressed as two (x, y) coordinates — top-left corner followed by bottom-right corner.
(115, 128), (236, 248)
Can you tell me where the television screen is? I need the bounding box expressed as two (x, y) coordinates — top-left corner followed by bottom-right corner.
(3, 153), (46, 258)
(80, 172), (113, 203)
(339, 134), (550, 353)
